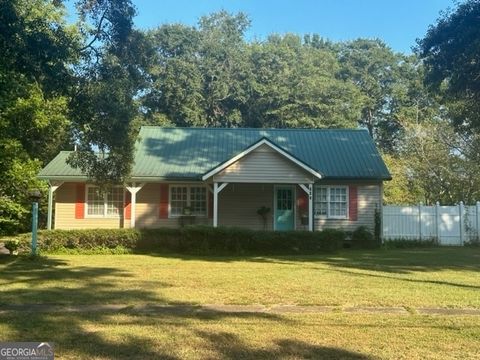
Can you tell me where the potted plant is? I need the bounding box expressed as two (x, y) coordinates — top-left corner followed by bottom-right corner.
(257, 206), (271, 230)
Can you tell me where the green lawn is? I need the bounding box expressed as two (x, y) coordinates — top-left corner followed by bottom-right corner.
(1, 248), (480, 359)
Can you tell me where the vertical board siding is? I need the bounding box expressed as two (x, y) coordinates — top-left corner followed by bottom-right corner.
(383, 204), (480, 246)
(213, 144), (314, 184)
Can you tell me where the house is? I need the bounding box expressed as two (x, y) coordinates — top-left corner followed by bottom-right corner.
(39, 127), (391, 232)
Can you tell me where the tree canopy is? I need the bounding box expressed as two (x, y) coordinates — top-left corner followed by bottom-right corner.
(1, 1), (479, 234)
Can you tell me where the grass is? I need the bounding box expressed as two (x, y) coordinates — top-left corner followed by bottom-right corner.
(1, 248), (480, 359)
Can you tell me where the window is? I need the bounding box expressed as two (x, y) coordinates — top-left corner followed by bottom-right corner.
(314, 186), (348, 219)
(170, 185), (207, 217)
(86, 186), (124, 217)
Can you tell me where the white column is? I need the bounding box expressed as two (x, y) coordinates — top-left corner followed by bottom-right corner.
(213, 183), (218, 227)
(435, 201), (440, 244)
(308, 183), (313, 232)
(126, 183), (144, 229)
(418, 203), (422, 241)
(476, 201), (480, 241)
(298, 184), (313, 232)
(47, 182), (62, 230)
(213, 182), (228, 228)
(459, 201), (464, 245)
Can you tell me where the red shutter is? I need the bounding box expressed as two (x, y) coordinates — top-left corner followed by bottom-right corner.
(75, 183), (85, 219)
(159, 184), (169, 218)
(349, 186), (358, 221)
(297, 187), (308, 214)
(124, 191), (131, 220)
(208, 191), (214, 219)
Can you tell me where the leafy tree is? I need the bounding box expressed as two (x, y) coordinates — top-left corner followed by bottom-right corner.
(0, 0), (79, 234)
(68, 0), (149, 184)
(337, 39), (400, 146)
(417, 0), (480, 133)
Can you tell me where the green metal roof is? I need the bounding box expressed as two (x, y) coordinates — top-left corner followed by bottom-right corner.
(39, 127), (391, 181)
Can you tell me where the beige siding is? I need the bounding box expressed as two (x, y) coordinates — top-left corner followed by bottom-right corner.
(135, 183), (212, 228)
(54, 182), (128, 229)
(218, 183), (274, 230)
(314, 183), (382, 232)
(213, 144), (314, 183)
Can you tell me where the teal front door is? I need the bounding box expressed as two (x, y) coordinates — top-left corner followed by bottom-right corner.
(275, 186), (294, 231)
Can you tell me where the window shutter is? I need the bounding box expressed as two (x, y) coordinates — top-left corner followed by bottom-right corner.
(208, 190), (213, 219)
(159, 184), (169, 218)
(349, 186), (358, 221)
(297, 187), (308, 214)
(75, 183), (85, 219)
(124, 191), (131, 220)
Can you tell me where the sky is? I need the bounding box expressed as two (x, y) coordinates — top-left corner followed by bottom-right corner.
(67, 0), (456, 54)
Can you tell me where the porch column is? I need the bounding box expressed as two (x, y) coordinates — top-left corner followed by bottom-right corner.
(126, 183), (144, 228)
(213, 182), (229, 227)
(308, 183), (313, 232)
(299, 183), (314, 232)
(47, 181), (63, 230)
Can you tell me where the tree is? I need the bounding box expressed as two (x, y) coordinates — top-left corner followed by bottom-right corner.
(0, 0), (79, 234)
(68, 0), (149, 184)
(337, 39), (400, 147)
(417, 0), (480, 133)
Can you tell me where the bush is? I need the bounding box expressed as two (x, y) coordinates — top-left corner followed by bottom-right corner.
(351, 226), (379, 249)
(383, 238), (439, 249)
(7, 226), (346, 255)
(2, 238), (20, 253)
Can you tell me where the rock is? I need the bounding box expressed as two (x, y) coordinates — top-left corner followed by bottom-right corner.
(0, 245), (10, 255)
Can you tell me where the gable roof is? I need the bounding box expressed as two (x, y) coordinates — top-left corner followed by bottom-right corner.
(201, 137), (323, 180)
(38, 127), (392, 181)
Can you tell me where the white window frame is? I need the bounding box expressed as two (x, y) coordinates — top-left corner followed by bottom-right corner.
(85, 185), (125, 218)
(168, 184), (208, 218)
(314, 185), (349, 219)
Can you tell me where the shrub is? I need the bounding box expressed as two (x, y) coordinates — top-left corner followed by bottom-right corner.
(383, 238), (438, 249)
(2, 239), (20, 253)
(7, 226), (346, 255)
(351, 226), (379, 249)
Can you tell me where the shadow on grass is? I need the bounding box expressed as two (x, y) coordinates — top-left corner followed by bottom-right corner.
(142, 247), (480, 274)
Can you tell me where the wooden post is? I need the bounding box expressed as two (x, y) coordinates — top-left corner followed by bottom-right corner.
(47, 182), (62, 230)
(213, 183), (218, 227)
(213, 182), (228, 228)
(126, 183), (144, 229)
(459, 201), (464, 245)
(308, 184), (313, 232)
(418, 203), (422, 241)
(476, 201), (480, 241)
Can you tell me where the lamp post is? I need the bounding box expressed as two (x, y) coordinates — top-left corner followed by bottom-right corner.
(29, 189), (41, 255)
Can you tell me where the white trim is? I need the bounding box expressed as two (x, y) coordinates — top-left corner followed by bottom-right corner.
(168, 184), (208, 218)
(201, 138), (322, 181)
(47, 181), (63, 230)
(314, 185), (349, 220)
(84, 185), (125, 219)
(273, 185), (296, 231)
(125, 183), (144, 228)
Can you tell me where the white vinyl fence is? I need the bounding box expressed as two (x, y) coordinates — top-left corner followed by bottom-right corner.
(383, 202), (480, 246)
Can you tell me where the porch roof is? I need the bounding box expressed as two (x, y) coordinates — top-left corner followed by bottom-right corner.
(39, 127), (391, 181)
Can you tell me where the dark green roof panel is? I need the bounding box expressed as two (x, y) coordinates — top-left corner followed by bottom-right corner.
(39, 127), (391, 180)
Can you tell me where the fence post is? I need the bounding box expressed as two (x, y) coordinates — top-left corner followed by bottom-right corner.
(476, 201), (480, 241)
(418, 203), (422, 241)
(459, 201), (464, 246)
(435, 201), (440, 244)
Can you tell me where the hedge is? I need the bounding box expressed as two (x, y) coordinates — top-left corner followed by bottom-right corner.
(5, 226), (346, 255)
